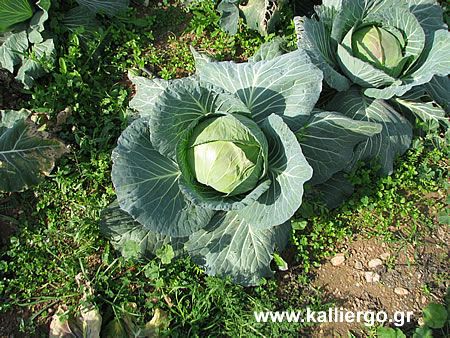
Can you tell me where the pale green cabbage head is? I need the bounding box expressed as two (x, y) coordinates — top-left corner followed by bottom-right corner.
(187, 114), (266, 196)
(352, 25), (404, 77)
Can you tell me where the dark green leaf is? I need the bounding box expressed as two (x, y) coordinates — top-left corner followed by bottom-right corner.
(100, 200), (186, 259)
(327, 88), (412, 175)
(111, 118), (214, 237)
(0, 110), (67, 192)
(194, 48), (323, 126)
(297, 110), (382, 185)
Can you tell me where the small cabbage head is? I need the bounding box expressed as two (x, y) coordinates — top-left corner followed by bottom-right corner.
(187, 114), (267, 196)
(299, 0), (450, 100)
(352, 25), (404, 77)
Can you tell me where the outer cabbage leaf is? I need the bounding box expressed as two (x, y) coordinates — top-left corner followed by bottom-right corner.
(406, 0), (446, 36)
(295, 16), (351, 91)
(309, 172), (355, 209)
(0, 110), (67, 192)
(0, 108), (29, 127)
(249, 36), (287, 62)
(111, 117), (214, 238)
(217, 0), (240, 35)
(321, 0), (343, 10)
(75, 0), (129, 16)
(0, 30), (28, 72)
(327, 88), (413, 175)
(392, 89), (448, 128)
(29, 2), (50, 35)
(0, 1), (54, 88)
(424, 75), (450, 113)
(61, 6), (100, 35)
(296, 110), (382, 185)
(129, 74), (168, 117)
(100, 200), (186, 259)
(329, 0), (368, 42)
(185, 211), (291, 286)
(193, 48), (323, 126)
(36, 0), (50, 11)
(235, 114), (313, 229)
(15, 38), (55, 89)
(0, 0), (33, 32)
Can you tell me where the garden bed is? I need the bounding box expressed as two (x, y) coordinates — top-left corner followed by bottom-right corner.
(0, 1), (449, 337)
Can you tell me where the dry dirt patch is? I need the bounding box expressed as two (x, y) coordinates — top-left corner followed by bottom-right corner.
(311, 230), (449, 337)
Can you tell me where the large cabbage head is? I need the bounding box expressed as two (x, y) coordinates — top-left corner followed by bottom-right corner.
(187, 114), (267, 196)
(351, 24), (405, 77)
(298, 0), (450, 99)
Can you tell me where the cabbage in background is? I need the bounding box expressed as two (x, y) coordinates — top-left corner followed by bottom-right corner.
(295, 0), (450, 133)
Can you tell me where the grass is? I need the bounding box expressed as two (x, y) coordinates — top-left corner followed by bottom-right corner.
(0, 0), (449, 336)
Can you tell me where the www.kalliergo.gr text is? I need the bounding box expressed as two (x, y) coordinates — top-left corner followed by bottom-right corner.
(254, 307), (414, 327)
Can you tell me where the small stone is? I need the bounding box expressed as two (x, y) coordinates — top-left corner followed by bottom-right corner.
(368, 258), (383, 268)
(355, 261), (363, 270)
(394, 287), (409, 296)
(421, 296), (427, 304)
(418, 318), (425, 326)
(365, 271), (380, 283)
(380, 253), (390, 260)
(331, 254), (345, 266)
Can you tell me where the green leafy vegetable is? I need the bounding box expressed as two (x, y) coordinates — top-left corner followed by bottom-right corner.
(102, 44), (386, 284)
(105, 26), (409, 284)
(296, 0), (450, 129)
(0, 110), (67, 192)
(186, 114), (267, 196)
(422, 303), (448, 329)
(103, 47), (328, 285)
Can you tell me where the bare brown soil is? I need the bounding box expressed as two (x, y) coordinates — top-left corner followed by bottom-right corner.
(0, 70), (29, 111)
(310, 226), (449, 337)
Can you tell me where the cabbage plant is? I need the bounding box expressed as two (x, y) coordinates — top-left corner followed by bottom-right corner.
(296, 0), (450, 133)
(101, 48), (384, 285)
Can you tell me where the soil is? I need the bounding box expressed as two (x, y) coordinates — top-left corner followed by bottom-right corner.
(0, 309), (23, 337)
(0, 70), (29, 111)
(0, 307), (50, 338)
(309, 226), (449, 337)
(0, 195), (20, 249)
